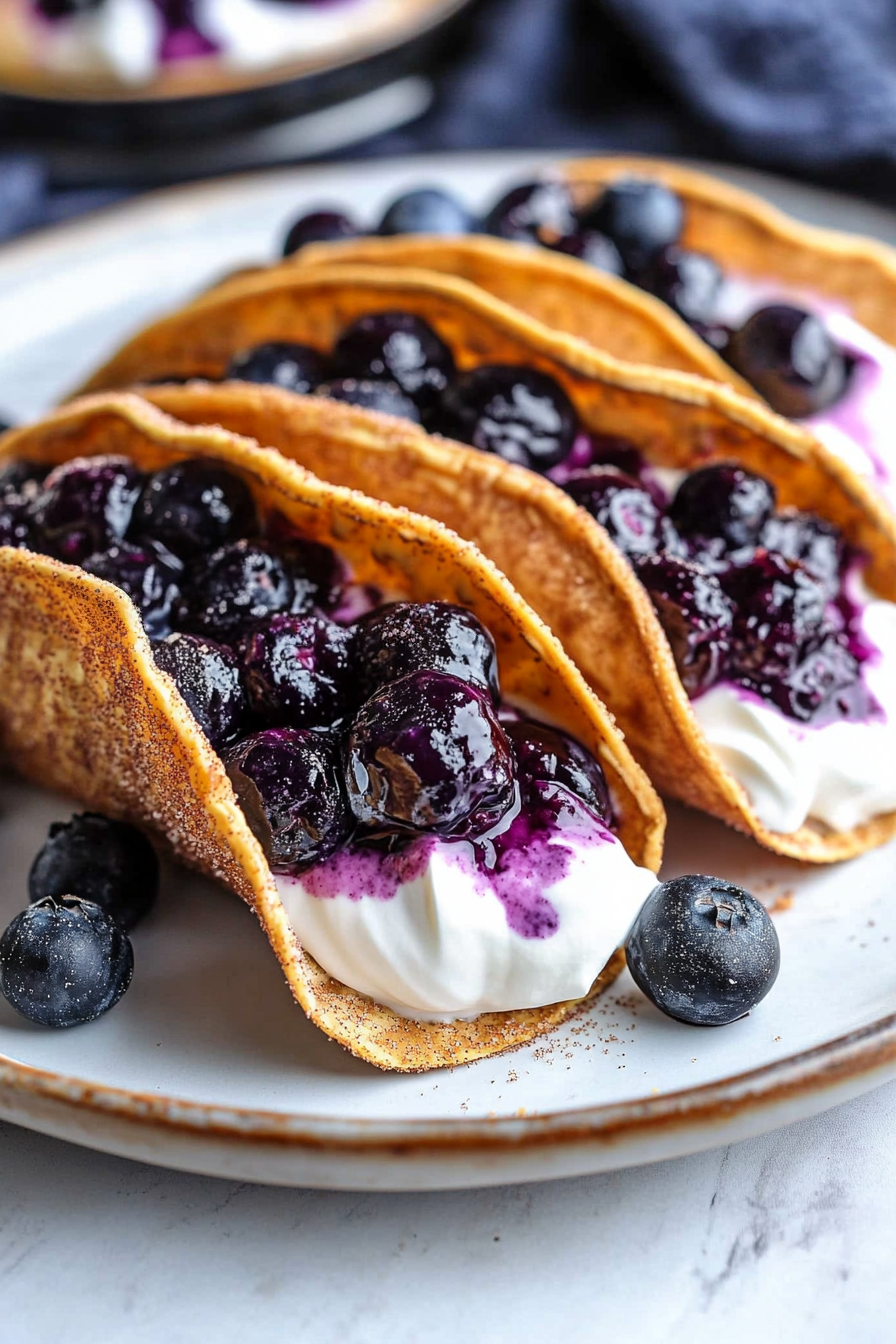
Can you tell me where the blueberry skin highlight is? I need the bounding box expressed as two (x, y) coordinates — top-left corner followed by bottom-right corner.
(625, 875), (780, 1026)
(28, 812), (159, 931)
(0, 897), (134, 1028)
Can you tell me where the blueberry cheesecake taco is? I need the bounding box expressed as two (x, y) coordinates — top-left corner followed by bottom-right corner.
(0, 392), (666, 1070)
(75, 264), (896, 859)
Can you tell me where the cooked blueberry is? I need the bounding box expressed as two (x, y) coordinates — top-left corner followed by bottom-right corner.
(504, 720), (611, 823)
(315, 377), (421, 422)
(550, 230), (625, 275)
(0, 897), (133, 1028)
(564, 467), (669, 558)
(484, 180), (576, 243)
(0, 492), (37, 549)
(345, 670), (514, 838)
(282, 209), (358, 257)
(725, 305), (848, 418)
(378, 188), (473, 236)
(130, 459), (258, 561)
(82, 540), (183, 638)
(332, 312), (455, 417)
(0, 459), (43, 498)
(578, 179), (683, 272)
(355, 601), (499, 702)
(584, 433), (648, 478)
(769, 630), (871, 725)
(669, 464), (776, 552)
(242, 614), (356, 729)
(152, 632), (247, 748)
(28, 812), (158, 931)
(31, 455), (143, 564)
(760, 508), (843, 594)
(625, 874), (780, 1026)
(225, 727), (352, 872)
(636, 555), (734, 696)
(174, 539), (296, 642)
(722, 552), (827, 681)
(226, 342), (331, 394)
(634, 246), (722, 327)
(436, 365), (577, 471)
(274, 531), (342, 613)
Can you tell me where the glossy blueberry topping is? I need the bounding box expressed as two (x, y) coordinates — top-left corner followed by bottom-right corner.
(564, 467), (668, 559)
(345, 670), (514, 838)
(315, 377), (421, 423)
(0, 897), (133, 1028)
(769, 630), (872, 725)
(354, 601), (499, 702)
(578, 179), (683, 272)
(725, 305), (848, 419)
(226, 342), (331, 395)
(31, 455), (143, 564)
(722, 552), (827, 682)
(504, 720), (611, 823)
(0, 459), (43, 497)
(174, 539), (296, 642)
(759, 508), (844, 595)
(332, 312), (455, 417)
(669, 464), (776, 553)
(130, 459), (258, 561)
(242, 613), (357, 729)
(625, 875), (780, 1026)
(282, 209), (358, 257)
(484, 180), (576, 244)
(82, 540), (183, 638)
(0, 491), (37, 549)
(378, 188), (474, 237)
(436, 365), (578, 471)
(636, 555), (734, 697)
(634, 246), (722, 327)
(152, 632), (247, 748)
(28, 812), (159, 931)
(225, 727), (352, 872)
(550, 230), (624, 276)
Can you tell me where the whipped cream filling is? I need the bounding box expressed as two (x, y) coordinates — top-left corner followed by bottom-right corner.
(275, 799), (657, 1022)
(692, 598), (896, 833)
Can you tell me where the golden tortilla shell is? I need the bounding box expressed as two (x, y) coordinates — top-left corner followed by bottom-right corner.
(145, 380), (896, 866)
(0, 392), (662, 1072)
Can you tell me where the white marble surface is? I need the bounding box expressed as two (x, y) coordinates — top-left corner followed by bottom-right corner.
(2, 1082), (895, 1342)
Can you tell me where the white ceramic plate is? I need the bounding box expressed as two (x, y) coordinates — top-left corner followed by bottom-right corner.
(0, 152), (894, 1191)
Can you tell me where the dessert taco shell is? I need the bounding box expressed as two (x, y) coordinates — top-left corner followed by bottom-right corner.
(0, 392), (662, 1072)
(560, 155), (896, 347)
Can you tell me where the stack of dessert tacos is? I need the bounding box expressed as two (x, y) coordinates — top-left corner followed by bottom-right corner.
(77, 261), (896, 863)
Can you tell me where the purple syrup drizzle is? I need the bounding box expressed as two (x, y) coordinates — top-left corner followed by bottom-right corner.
(301, 838), (438, 902)
(151, 0), (219, 62)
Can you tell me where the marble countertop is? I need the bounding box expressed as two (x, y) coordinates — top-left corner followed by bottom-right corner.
(2, 1081), (892, 1343)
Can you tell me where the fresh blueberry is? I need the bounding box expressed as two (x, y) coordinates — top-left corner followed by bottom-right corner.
(0, 897), (133, 1028)
(226, 342), (331, 395)
(435, 365), (578, 471)
(282, 209), (358, 257)
(378, 188), (474, 236)
(82, 540), (183, 638)
(332, 312), (455, 418)
(242, 613), (357, 729)
(760, 508), (844, 595)
(484, 180), (577, 244)
(225, 727), (353, 872)
(315, 377), (421, 423)
(174, 539), (297, 642)
(354, 601), (499, 702)
(669, 464), (776, 553)
(577, 179), (683, 272)
(725, 305), (848, 418)
(504, 720), (611, 823)
(636, 555), (734, 697)
(152, 632), (247, 748)
(28, 812), (158, 931)
(549, 230), (625, 276)
(722, 552), (827, 682)
(564, 467), (670, 559)
(634, 246), (722, 327)
(345, 670), (515, 838)
(625, 874), (780, 1026)
(31, 455), (143, 564)
(130, 459), (258, 561)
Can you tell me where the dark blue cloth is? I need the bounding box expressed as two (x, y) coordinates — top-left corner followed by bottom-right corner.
(4, 0), (896, 243)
